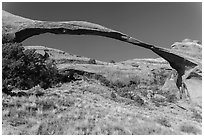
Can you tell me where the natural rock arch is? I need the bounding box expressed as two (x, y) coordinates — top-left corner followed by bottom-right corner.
(2, 10), (201, 101)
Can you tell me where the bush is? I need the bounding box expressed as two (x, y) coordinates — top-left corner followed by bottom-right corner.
(110, 60), (115, 63)
(2, 43), (60, 94)
(94, 74), (110, 87)
(88, 58), (96, 64)
(128, 76), (140, 87)
(111, 80), (126, 88)
(151, 69), (169, 86)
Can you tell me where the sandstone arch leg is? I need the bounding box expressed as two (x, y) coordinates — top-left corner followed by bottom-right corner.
(179, 83), (190, 101)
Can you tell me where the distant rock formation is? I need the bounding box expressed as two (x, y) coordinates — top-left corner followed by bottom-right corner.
(2, 10), (201, 102)
(171, 39), (202, 61)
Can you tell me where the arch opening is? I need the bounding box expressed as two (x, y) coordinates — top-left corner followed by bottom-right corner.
(22, 33), (159, 62)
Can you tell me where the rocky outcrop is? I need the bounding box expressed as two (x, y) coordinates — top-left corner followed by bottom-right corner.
(161, 73), (179, 98)
(2, 10), (201, 101)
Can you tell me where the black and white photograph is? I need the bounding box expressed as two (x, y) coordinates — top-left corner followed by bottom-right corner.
(2, 1), (202, 135)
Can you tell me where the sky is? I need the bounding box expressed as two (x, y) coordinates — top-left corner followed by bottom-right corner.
(2, 2), (202, 62)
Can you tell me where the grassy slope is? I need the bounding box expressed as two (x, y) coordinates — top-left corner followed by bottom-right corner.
(2, 46), (202, 135)
(2, 78), (202, 135)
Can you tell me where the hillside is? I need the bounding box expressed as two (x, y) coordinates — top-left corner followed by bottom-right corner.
(3, 42), (202, 135)
(2, 10), (202, 135)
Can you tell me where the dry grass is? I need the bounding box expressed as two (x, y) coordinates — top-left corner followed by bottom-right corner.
(2, 75), (202, 135)
(179, 122), (201, 134)
(156, 117), (171, 127)
(190, 108), (202, 123)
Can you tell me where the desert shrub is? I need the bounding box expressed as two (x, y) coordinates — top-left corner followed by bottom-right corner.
(133, 94), (146, 106)
(128, 76), (140, 88)
(116, 87), (132, 99)
(155, 89), (179, 104)
(2, 43), (60, 94)
(162, 92), (178, 103)
(151, 94), (167, 107)
(151, 68), (169, 86)
(27, 85), (45, 96)
(166, 94), (178, 103)
(93, 74), (110, 86)
(110, 60), (115, 63)
(111, 80), (127, 89)
(113, 74), (140, 88)
(35, 97), (57, 112)
(88, 58), (96, 64)
(105, 75), (143, 102)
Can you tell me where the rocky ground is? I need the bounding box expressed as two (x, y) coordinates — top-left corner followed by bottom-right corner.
(2, 42), (202, 135)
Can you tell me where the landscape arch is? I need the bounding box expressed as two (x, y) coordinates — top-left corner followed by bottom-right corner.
(2, 10), (201, 100)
